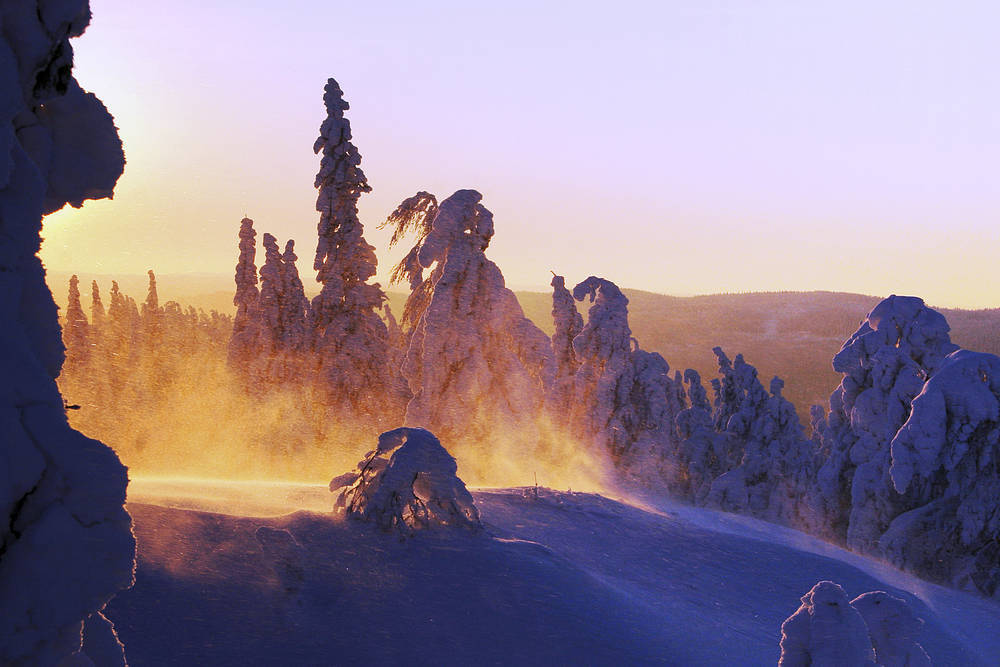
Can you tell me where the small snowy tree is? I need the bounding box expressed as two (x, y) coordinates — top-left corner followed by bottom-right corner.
(90, 280), (105, 330)
(546, 273), (584, 407)
(778, 581), (876, 666)
(883, 349), (1000, 597)
(229, 216), (260, 366)
(332, 427), (481, 534)
(280, 239), (310, 352)
(850, 591), (930, 666)
(674, 369), (729, 501)
(63, 274), (90, 369)
(309, 77), (400, 419)
(809, 296), (957, 548)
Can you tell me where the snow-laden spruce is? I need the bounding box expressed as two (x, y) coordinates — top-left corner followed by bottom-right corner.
(547, 274), (584, 407)
(809, 296), (957, 549)
(64, 274), (90, 370)
(385, 190), (553, 456)
(0, 2), (133, 664)
(850, 591), (931, 666)
(704, 349), (816, 528)
(779, 581), (876, 666)
(567, 276), (685, 481)
(331, 427), (481, 534)
(882, 349), (1000, 598)
(309, 78), (401, 420)
(229, 216), (260, 366)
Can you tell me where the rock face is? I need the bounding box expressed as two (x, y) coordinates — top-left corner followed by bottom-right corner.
(331, 428), (481, 535)
(0, 1), (134, 664)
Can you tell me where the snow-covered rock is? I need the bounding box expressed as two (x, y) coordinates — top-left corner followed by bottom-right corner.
(851, 591), (931, 666)
(0, 3), (133, 663)
(332, 427), (481, 534)
(779, 581), (876, 666)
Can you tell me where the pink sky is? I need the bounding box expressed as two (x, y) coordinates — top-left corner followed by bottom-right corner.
(41, 0), (1000, 307)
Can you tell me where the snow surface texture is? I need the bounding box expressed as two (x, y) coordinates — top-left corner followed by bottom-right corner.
(111, 481), (998, 665)
(0, 1), (133, 664)
(331, 427), (481, 534)
(387, 190), (554, 461)
(309, 78), (402, 420)
(810, 296), (957, 549)
(779, 581), (876, 666)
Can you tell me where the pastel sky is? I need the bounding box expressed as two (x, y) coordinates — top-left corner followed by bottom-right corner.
(41, 0), (1000, 308)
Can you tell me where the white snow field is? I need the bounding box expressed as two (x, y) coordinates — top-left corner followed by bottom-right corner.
(115, 478), (999, 666)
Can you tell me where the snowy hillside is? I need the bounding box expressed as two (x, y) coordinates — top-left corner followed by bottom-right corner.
(109, 479), (1000, 666)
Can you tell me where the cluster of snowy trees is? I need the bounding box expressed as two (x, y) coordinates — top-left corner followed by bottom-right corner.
(219, 76), (1000, 599)
(1, 2), (134, 664)
(779, 580), (930, 666)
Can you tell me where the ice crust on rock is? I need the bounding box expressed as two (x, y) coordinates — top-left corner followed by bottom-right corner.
(850, 591), (931, 666)
(779, 581), (876, 667)
(0, 2), (134, 663)
(332, 427), (481, 534)
(809, 296), (958, 548)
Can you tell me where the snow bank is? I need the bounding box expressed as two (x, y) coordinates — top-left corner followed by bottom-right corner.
(332, 427), (481, 534)
(851, 591), (930, 666)
(0, 2), (133, 663)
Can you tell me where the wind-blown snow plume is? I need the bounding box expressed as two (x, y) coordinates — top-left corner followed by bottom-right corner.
(778, 581), (876, 666)
(568, 276), (684, 481)
(332, 427), (481, 534)
(809, 295), (957, 548)
(385, 189), (555, 479)
(883, 349), (1000, 597)
(309, 78), (401, 420)
(0, 2), (133, 663)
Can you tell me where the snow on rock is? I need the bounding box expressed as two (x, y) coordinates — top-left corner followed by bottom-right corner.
(309, 77), (402, 420)
(779, 581), (876, 666)
(567, 276), (685, 481)
(883, 349), (1000, 597)
(0, 1), (134, 664)
(332, 427), (481, 534)
(809, 296), (957, 549)
(385, 190), (553, 458)
(851, 591), (931, 667)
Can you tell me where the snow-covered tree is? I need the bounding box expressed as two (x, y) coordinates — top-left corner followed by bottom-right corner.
(568, 276), (684, 480)
(309, 77), (399, 419)
(882, 349), (1000, 597)
(385, 189), (553, 461)
(229, 216), (260, 366)
(0, 3), (133, 663)
(546, 273), (584, 407)
(779, 581), (876, 666)
(705, 351), (816, 528)
(332, 427), (481, 534)
(90, 280), (105, 330)
(808, 296), (957, 549)
(63, 274), (90, 368)
(280, 239), (310, 352)
(850, 591), (930, 666)
(674, 369), (728, 501)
